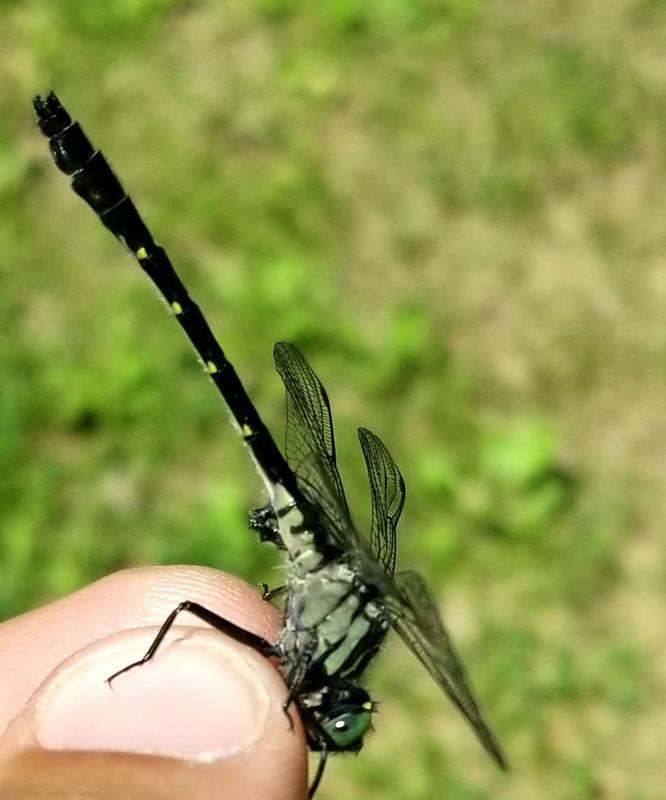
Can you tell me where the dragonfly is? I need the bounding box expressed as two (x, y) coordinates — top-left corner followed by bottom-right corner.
(34, 91), (507, 796)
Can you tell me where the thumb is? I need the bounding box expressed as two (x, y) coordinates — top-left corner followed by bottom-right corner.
(0, 627), (308, 800)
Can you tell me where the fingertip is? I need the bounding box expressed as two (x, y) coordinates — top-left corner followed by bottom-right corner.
(0, 566), (282, 731)
(0, 627), (308, 800)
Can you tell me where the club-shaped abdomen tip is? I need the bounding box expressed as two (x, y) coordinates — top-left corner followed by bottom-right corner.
(33, 91), (72, 137)
(33, 93), (50, 135)
(33, 90), (54, 114)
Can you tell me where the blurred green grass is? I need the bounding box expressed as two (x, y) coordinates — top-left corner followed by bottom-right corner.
(2, 1), (666, 797)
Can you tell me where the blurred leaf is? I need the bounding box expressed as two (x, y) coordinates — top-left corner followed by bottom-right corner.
(0, 126), (29, 197)
(58, 0), (184, 35)
(415, 445), (461, 497)
(480, 420), (558, 490)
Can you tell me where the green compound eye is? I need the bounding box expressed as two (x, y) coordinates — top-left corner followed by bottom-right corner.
(322, 708), (372, 749)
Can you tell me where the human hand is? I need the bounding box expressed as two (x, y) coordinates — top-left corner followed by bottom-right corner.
(0, 566), (308, 799)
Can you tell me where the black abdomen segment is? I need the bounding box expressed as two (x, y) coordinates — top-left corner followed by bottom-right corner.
(33, 92), (302, 496)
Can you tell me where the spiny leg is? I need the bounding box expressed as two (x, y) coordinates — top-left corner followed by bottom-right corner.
(249, 504), (285, 549)
(281, 641), (317, 731)
(106, 600), (275, 685)
(259, 583), (288, 602)
(308, 748), (329, 799)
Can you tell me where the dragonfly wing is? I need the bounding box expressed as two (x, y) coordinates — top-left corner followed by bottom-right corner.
(357, 427), (405, 575)
(388, 569), (507, 769)
(273, 342), (352, 536)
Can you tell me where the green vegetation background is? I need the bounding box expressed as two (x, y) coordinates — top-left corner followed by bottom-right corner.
(1, 2), (665, 798)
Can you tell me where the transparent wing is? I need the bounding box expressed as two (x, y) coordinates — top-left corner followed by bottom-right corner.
(273, 342), (352, 536)
(388, 570), (507, 769)
(358, 427), (405, 575)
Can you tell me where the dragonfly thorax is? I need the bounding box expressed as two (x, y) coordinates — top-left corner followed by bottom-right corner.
(278, 558), (390, 681)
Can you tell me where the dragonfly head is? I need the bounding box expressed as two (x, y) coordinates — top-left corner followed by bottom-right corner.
(309, 686), (374, 752)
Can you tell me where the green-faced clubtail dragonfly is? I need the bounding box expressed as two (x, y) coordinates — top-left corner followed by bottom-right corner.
(34, 91), (507, 796)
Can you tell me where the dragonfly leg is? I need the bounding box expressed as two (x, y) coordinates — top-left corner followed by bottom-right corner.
(249, 504), (285, 549)
(106, 600), (275, 686)
(259, 583), (288, 602)
(281, 641), (316, 730)
(308, 747), (329, 799)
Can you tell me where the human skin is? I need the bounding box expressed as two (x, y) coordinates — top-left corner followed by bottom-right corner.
(0, 566), (308, 800)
